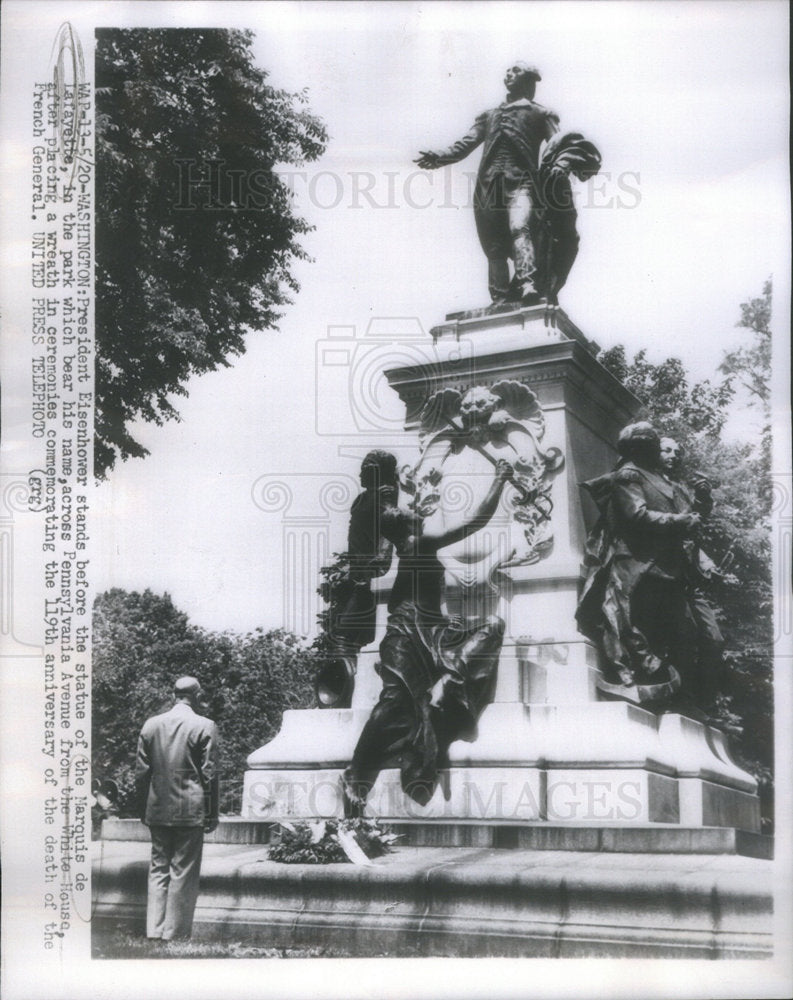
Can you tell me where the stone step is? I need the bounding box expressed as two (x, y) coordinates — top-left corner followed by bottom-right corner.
(92, 839), (773, 959)
(100, 817), (773, 859)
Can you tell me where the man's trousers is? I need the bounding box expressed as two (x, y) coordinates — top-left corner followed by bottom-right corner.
(146, 825), (204, 940)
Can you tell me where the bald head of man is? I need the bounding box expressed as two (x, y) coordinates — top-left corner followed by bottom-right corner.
(173, 676), (202, 708)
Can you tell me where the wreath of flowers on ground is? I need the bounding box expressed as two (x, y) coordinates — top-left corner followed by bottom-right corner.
(268, 818), (400, 865)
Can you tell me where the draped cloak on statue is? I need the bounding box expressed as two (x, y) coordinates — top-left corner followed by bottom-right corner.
(344, 540), (504, 808)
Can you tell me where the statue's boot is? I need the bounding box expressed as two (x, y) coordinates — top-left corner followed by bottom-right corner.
(487, 258), (511, 304)
(512, 233), (541, 302)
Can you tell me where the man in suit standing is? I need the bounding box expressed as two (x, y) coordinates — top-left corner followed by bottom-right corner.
(135, 676), (219, 941)
(415, 62), (560, 305)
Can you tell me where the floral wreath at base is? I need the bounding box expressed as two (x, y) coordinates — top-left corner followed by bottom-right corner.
(268, 818), (400, 865)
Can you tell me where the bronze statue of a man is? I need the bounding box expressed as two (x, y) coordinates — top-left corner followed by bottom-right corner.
(316, 451), (398, 709)
(416, 62), (560, 305)
(575, 423), (703, 708)
(659, 437), (725, 710)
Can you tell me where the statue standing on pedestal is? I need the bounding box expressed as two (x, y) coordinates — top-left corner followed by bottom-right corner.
(341, 460), (513, 817)
(415, 62), (600, 307)
(575, 422), (716, 711)
(316, 451), (398, 708)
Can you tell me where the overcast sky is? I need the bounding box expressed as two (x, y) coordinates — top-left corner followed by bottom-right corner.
(90, 0), (789, 636)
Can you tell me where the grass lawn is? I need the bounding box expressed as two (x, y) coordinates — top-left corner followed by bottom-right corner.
(93, 928), (355, 960)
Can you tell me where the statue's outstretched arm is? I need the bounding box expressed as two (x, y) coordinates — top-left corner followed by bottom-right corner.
(414, 113), (487, 169)
(422, 460), (513, 550)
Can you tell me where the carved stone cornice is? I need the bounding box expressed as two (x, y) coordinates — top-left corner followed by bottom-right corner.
(386, 337), (640, 431)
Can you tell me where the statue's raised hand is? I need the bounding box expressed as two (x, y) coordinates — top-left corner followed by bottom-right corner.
(495, 459), (514, 483)
(415, 150), (442, 170)
(692, 474), (713, 498)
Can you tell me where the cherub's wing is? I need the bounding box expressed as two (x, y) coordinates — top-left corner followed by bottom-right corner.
(490, 380), (544, 428)
(419, 387), (462, 444)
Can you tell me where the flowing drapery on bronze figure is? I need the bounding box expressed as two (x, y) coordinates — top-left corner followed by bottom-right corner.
(415, 63), (600, 307)
(575, 422), (720, 711)
(341, 460), (513, 816)
(531, 131), (601, 307)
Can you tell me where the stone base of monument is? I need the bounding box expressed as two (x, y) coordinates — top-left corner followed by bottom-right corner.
(92, 833), (773, 958)
(101, 815), (773, 859)
(241, 700), (760, 832)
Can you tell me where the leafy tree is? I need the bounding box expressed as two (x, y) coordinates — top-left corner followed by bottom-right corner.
(720, 278), (772, 407)
(598, 282), (774, 828)
(719, 278), (773, 471)
(92, 589), (317, 815)
(92, 589), (215, 814)
(95, 29), (327, 477)
(208, 627), (317, 813)
(597, 346), (733, 438)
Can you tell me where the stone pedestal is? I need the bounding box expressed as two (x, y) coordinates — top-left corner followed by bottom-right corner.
(243, 305), (760, 832)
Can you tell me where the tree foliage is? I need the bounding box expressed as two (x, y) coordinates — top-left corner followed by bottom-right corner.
(719, 278), (773, 473)
(598, 346), (733, 438)
(95, 29), (327, 477)
(598, 282), (774, 828)
(92, 589), (317, 815)
(720, 278), (772, 407)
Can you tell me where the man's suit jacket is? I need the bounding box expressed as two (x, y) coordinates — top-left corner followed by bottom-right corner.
(136, 702), (219, 827)
(435, 99), (560, 182)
